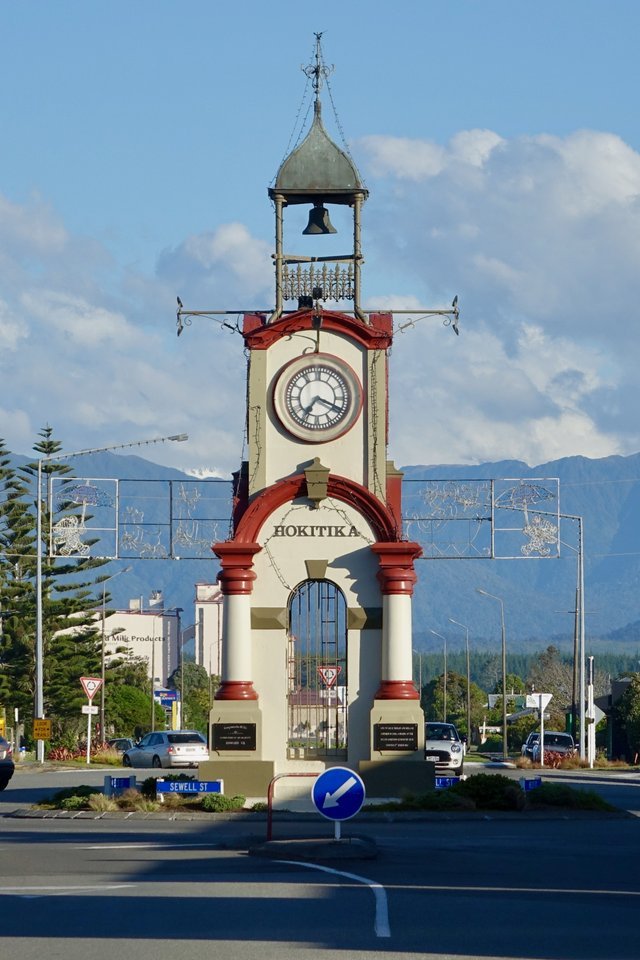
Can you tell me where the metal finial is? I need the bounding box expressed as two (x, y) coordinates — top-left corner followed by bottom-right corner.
(302, 32), (334, 100)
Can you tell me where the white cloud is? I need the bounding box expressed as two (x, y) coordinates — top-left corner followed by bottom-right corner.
(21, 290), (136, 348)
(360, 127), (640, 466)
(0, 298), (27, 351)
(0, 193), (68, 255)
(3, 123), (640, 476)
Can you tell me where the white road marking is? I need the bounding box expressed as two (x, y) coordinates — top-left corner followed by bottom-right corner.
(0, 884), (134, 894)
(276, 859), (391, 938)
(78, 842), (216, 850)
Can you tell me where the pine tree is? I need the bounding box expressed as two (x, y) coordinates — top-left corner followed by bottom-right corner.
(15, 427), (109, 741)
(31, 427), (113, 735)
(0, 438), (38, 720)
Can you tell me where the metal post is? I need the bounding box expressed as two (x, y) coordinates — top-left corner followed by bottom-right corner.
(35, 459), (44, 763)
(176, 607), (183, 728)
(578, 518), (586, 760)
(500, 600), (507, 760)
(476, 589), (508, 760)
(101, 584), (106, 738)
(429, 630), (447, 722)
(99, 565), (132, 739)
(449, 618), (471, 744)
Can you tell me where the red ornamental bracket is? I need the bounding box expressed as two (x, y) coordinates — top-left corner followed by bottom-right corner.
(80, 676), (103, 701)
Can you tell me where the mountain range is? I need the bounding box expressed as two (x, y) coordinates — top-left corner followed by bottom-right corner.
(6, 448), (640, 656)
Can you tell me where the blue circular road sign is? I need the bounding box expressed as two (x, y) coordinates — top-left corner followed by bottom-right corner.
(311, 766), (366, 821)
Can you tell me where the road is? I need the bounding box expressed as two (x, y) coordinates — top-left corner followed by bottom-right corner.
(0, 765), (640, 959)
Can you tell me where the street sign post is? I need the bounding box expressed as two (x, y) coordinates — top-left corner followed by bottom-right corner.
(80, 677), (103, 764)
(311, 766), (366, 840)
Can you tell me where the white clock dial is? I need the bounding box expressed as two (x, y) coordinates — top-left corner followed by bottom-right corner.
(273, 354), (363, 442)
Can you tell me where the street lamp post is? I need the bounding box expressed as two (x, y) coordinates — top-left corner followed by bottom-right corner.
(449, 618), (471, 744)
(175, 607), (184, 728)
(429, 629), (447, 722)
(34, 433), (188, 762)
(476, 588), (508, 760)
(100, 565), (132, 737)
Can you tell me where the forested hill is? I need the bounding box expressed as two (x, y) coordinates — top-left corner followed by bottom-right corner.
(5, 447), (640, 651)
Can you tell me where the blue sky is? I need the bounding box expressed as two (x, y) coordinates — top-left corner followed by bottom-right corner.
(2, 1), (640, 474)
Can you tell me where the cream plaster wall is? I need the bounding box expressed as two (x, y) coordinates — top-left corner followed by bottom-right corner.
(250, 499), (382, 765)
(248, 328), (387, 495)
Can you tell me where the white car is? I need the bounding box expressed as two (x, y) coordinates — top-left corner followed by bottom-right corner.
(424, 722), (464, 776)
(122, 730), (209, 769)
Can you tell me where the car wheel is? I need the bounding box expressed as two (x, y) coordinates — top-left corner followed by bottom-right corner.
(0, 779), (8, 791)
(122, 754), (132, 767)
(152, 756), (162, 769)
(453, 766), (463, 777)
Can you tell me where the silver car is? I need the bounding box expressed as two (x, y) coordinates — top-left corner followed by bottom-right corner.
(122, 730), (209, 769)
(521, 732), (540, 759)
(532, 731), (575, 762)
(424, 722), (464, 776)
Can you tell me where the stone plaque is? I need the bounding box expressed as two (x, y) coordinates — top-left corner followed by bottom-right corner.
(212, 722), (257, 751)
(373, 722), (418, 752)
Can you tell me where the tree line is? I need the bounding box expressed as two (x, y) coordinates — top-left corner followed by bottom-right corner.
(0, 429), (213, 749)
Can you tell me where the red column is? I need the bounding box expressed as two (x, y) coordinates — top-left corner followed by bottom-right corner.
(371, 542), (422, 700)
(212, 541), (261, 701)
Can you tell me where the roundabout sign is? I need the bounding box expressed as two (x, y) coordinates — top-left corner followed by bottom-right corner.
(311, 767), (366, 837)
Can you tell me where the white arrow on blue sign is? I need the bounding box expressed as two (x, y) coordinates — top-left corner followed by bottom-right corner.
(311, 766), (366, 821)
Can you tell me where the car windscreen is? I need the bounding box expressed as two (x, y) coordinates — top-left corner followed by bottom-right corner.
(425, 725), (457, 741)
(543, 734), (573, 748)
(167, 734), (205, 744)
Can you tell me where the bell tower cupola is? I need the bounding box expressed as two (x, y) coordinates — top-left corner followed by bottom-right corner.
(269, 33), (369, 322)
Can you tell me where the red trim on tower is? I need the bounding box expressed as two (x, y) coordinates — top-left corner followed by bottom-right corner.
(243, 309), (393, 351)
(232, 472), (399, 543)
(212, 542), (262, 594)
(371, 542), (423, 595)
(214, 680), (259, 701)
(375, 680), (420, 701)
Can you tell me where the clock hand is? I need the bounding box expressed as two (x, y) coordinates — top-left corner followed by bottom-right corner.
(314, 396), (341, 413)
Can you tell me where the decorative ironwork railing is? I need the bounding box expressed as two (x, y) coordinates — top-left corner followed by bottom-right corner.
(49, 477), (234, 560)
(402, 477), (560, 559)
(34, 475), (559, 561)
(282, 261), (355, 302)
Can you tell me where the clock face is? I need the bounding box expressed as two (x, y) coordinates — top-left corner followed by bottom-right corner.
(273, 354), (363, 442)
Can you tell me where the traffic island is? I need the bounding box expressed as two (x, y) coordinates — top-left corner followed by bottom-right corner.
(248, 836), (378, 861)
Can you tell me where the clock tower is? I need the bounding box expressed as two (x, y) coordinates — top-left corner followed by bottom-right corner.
(199, 36), (430, 799)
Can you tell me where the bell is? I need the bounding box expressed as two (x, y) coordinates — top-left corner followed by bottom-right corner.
(302, 203), (337, 235)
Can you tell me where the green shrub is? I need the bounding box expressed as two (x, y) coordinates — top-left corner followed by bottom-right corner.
(450, 773), (526, 811)
(140, 776), (159, 798)
(60, 794), (90, 810)
(39, 785), (96, 807)
(201, 793), (245, 812)
(526, 782), (614, 811)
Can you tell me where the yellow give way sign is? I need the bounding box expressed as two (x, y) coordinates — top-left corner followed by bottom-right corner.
(33, 718), (52, 739)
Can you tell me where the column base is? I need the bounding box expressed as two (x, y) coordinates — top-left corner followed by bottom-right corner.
(208, 700), (263, 758)
(368, 698), (425, 760)
(374, 679), (419, 700)
(214, 680), (259, 701)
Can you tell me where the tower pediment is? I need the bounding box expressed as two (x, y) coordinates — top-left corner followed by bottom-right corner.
(243, 308), (392, 350)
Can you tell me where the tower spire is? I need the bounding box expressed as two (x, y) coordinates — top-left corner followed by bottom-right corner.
(302, 32), (334, 104)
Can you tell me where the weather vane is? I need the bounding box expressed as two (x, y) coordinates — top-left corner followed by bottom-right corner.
(302, 32), (334, 98)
